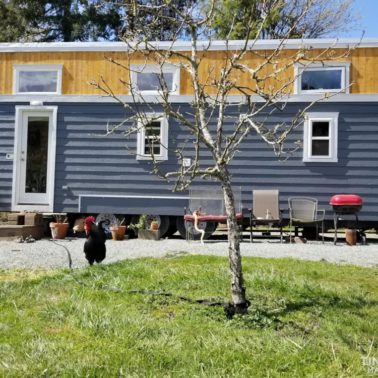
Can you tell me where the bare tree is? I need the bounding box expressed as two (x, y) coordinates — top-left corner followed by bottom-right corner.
(91, 0), (355, 314)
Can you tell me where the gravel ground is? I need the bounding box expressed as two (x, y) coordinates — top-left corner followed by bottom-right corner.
(0, 235), (377, 269)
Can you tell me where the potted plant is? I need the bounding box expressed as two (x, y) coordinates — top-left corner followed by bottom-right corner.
(49, 214), (69, 239)
(109, 218), (127, 240)
(150, 220), (159, 231)
(129, 215), (159, 240)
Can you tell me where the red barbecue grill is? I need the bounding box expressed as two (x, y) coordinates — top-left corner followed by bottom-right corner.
(329, 194), (363, 244)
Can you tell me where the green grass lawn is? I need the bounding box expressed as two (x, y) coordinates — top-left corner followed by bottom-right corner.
(1, 255), (377, 377)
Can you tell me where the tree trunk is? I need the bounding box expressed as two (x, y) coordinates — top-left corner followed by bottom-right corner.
(221, 177), (249, 315)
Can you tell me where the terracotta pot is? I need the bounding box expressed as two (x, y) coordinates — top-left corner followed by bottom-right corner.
(50, 222), (69, 239)
(150, 222), (159, 231)
(110, 225), (127, 240)
(345, 228), (357, 246)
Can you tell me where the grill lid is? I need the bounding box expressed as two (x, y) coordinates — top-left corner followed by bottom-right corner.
(329, 194), (363, 206)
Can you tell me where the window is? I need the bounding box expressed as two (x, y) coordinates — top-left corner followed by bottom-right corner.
(13, 64), (63, 94)
(137, 114), (168, 160)
(294, 63), (350, 94)
(303, 112), (339, 163)
(130, 64), (180, 95)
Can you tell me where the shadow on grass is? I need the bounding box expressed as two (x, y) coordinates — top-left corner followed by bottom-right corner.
(234, 291), (378, 330)
(275, 292), (378, 316)
(122, 285), (378, 332)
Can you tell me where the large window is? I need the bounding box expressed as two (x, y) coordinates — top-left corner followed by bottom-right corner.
(130, 64), (180, 95)
(136, 114), (168, 160)
(13, 64), (63, 94)
(303, 112), (339, 163)
(294, 63), (350, 94)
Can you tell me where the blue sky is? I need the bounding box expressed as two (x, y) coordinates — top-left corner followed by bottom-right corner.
(343, 0), (378, 37)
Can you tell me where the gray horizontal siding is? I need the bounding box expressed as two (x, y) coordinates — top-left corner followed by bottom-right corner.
(54, 104), (161, 212)
(79, 196), (188, 216)
(1, 101), (378, 225)
(0, 105), (15, 210)
(230, 102), (378, 222)
(51, 101), (378, 223)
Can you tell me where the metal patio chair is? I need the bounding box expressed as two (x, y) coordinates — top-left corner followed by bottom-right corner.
(184, 187), (243, 242)
(250, 190), (283, 242)
(288, 197), (325, 243)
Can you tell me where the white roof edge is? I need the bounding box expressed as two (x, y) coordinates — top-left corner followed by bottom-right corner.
(0, 38), (377, 53)
(2, 93), (378, 103)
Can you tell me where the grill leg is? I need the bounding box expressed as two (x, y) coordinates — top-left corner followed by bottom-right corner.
(333, 212), (338, 245)
(355, 213), (366, 245)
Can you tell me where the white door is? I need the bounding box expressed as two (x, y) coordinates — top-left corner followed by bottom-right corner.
(12, 106), (57, 212)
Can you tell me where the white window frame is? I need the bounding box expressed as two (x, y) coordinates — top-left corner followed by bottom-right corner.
(303, 112), (339, 163)
(136, 114), (169, 161)
(130, 64), (180, 95)
(294, 62), (350, 95)
(13, 64), (63, 95)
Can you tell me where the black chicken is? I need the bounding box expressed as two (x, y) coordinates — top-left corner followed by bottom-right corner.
(83, 216), (106, 265)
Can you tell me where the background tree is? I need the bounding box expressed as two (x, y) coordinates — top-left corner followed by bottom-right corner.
(0, 0), (357, 42)
(92, 0), (354, 315)
(113, 0), (197, 41)
(0, 1), (36, 42)
(0, 0), (122, 42)
(0, 0), (197, 42)
(210, 0), (357, 39)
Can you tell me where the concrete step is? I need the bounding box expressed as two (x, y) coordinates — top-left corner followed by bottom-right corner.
(0, 225), (44, 240)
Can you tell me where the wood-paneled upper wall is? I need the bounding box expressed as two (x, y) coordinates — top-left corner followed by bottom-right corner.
(0, 47), (377, 95)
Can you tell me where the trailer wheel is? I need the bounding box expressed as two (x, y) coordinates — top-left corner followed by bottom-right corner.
(176, 216), (218, 240)
(130, 214), (171, 238)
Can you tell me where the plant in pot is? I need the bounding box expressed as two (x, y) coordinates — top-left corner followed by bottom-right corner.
(150, 220), (159, 231)
(109, 218), (127, 241)
(49, 214), (69, 239)
(129, 215), (160, 240)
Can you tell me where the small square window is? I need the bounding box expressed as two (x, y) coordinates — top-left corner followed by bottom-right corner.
(303, 113), (338, 163)
(14, 65), (63, 94)
(294, 63), (350, 94)
(137, 114), (168, 160)
(130, 64), (180, 95)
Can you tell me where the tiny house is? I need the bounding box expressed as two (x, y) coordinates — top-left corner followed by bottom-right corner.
(1, 39), (378, 237)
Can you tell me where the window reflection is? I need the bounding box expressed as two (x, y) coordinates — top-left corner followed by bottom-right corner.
(144, 121), (162, 155)
(19, 71), (58, 93)
(137, 72), (174, 91)
(302, 69), (342, 91)
(312, 140), (329, 156)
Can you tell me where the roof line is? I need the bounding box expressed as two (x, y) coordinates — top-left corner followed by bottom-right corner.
(2, 93), (378, 103)
(0, 38), (376, 52)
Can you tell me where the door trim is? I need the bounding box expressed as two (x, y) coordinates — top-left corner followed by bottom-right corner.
(12, 106), (57, 212)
